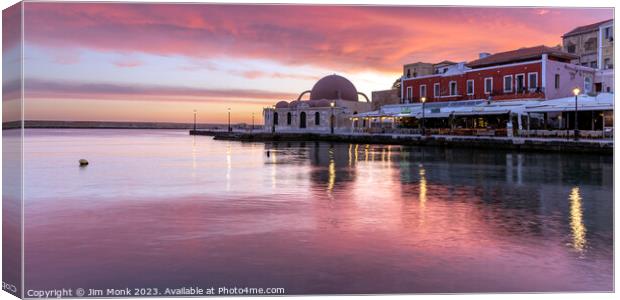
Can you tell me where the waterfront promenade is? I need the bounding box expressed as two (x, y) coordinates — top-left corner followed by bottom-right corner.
(189, 130), (613, 154)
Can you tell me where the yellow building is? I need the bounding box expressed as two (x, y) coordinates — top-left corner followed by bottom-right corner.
(562, 19), (613, 70)
(562, 19), (614, 93)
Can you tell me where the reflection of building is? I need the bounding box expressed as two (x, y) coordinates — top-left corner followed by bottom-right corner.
(263, 75), (372, 132)
(400, 45), (595, 104)
(562, 19), (614, 93)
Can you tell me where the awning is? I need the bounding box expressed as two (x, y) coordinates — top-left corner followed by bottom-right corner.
(525, 105), (613, 113)
(451, 109), (511, 116)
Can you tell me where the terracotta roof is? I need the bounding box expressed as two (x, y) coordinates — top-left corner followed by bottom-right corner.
(466, 45), (578, 68)
(562, 19), (613, 38)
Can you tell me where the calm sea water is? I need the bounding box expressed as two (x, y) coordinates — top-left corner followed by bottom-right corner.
(21, 129), (613, 294)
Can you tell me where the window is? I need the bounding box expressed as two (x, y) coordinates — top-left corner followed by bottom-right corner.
(287, 112), (292, 125)
(584, 77), (592, 94)
(273, 112), (279, 125)
(528, 72), (538, 90)
(315, 112), (320, 125)
(299, 112), (306, 129)
(406, 69), (411, 78)
(503, 75), (513, 93)
(515, 74), (525, 92)
(406, 87), (413, 102)
(434, 83), (440, 98)
(420, 84), (427, 98)
(590, 61), (597, 68)
(484, 77), (493, 94)
(466, 80), (474, 95)
(584, 37), (597, 51)
(566, 43), (576, 53)
(449, 81), (457, 96)
(604, 58), (612, 69)
(604, 27), (613, 39)
(554, 74), (560, 89)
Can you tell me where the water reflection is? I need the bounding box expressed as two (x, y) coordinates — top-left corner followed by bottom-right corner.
(22, 129), (613, 293)
(569, 187), (587, 253)
(419, 165), (427, 208)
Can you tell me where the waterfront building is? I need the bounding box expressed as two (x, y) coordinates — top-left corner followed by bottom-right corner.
(562, 19), (613, 70)
(403, 62), (434, 79)
(400, 45), (598, 104)
(371, 88), (401, 110)
(562, 19), (614, 93)
(263, 75), (372, 133)
(353, 93), (613, 138)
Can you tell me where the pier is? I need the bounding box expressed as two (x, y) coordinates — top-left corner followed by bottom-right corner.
(189, 130), (613, 154)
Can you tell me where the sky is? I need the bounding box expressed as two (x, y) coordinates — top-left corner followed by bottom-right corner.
(3, 2), (613, 123)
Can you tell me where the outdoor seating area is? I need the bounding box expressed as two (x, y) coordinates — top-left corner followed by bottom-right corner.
(351, 93), (613, 139)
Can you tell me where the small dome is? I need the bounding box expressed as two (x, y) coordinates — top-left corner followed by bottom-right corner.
(275, 101), (289, 108)
(288, 100), (306, 109)
(308, 99), (331, 107)
(310, 74), (358, 101)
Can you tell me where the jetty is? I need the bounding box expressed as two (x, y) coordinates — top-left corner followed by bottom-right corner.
(189, 130), (613, 154)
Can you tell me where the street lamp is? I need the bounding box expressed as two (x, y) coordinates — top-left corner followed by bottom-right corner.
(193, 109), (197, 132)
(420, 97), (426, 135)
(251, 112), (254, 133)
(227, 107), (232, 132)
(330, 101), (335, 134)
(572, 87), (580, 140)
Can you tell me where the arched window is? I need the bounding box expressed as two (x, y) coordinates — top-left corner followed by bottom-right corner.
(300, 112), (307, 129)
(315, 112), (320, 125)
(273, 112), (279, 125)
(287, 112), (292, 125)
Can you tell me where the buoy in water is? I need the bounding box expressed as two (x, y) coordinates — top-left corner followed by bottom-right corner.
(79, 159), (89, 167)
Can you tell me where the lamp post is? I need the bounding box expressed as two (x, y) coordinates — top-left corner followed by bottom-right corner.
(251, 112), (254, 133)
(330, 101), (335, 134)
(420, 97), (426, 136)
(572, 87), (580, 140)
(193, 109), (197, 132)
(227, 107), (231, 132)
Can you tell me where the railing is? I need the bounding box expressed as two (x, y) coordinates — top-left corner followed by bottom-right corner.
(520, 129), (613, 139)
(351, 127), (508, 137)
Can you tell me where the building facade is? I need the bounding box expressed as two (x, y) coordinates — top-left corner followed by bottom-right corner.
(263, 75), (372, 132)
(562, 19), (613, 69)
(371, 89), (400, 110)
(403, 62), (434, 79)
(400, 46), (596, 104)
(562, 19), (614, 93)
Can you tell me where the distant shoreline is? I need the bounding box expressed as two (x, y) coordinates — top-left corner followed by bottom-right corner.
(2, 120), (250, 130)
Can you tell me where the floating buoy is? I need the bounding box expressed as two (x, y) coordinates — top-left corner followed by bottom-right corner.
(79, 159), (89, 167)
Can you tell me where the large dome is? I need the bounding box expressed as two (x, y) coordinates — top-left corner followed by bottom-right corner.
(310, 75), (358, 101)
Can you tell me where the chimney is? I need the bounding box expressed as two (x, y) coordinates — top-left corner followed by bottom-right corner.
(479, 52), (491, 59)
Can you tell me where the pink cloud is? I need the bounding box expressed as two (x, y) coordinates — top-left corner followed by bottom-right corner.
(2, 2), (21, 52)
(22, 3), (612, 74)
(113, 58), (143, 68)
(23, 78), (296, 103)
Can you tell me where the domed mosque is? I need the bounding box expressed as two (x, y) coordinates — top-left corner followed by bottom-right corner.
(263, 74), (372, 133)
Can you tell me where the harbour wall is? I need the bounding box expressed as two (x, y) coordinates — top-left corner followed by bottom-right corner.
(189, 130), (613, 155)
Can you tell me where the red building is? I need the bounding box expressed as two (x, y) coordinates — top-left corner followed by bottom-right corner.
(401, 46), (583, 103)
